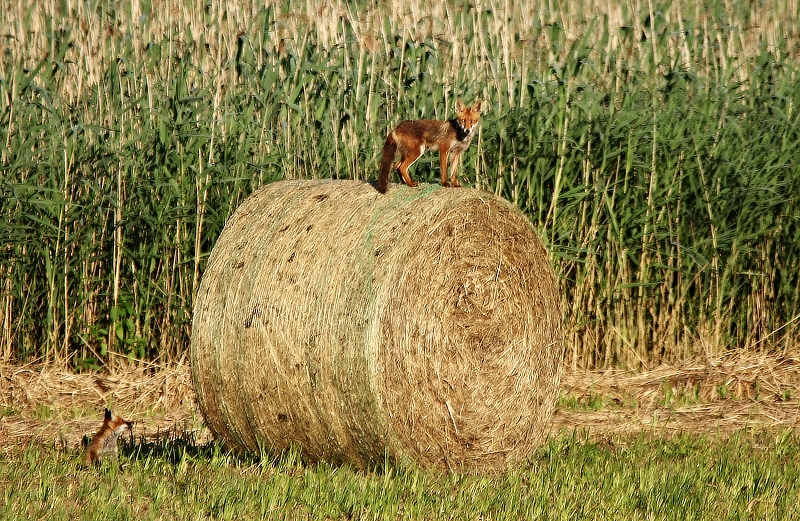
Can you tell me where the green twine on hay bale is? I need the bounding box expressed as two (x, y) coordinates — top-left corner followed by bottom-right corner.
(191, 179), (564, 472)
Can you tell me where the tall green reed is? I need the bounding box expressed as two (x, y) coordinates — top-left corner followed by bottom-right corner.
(1, 0), (798, 367)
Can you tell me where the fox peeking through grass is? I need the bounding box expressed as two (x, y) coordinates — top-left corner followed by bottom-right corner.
(377, 99), (483, 193)
(83, 408), (132, 467)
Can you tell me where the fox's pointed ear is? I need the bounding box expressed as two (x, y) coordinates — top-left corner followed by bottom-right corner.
(455, 99), (465, 112)
(472, 100), (483, 114)
(104, 408), (112, 420)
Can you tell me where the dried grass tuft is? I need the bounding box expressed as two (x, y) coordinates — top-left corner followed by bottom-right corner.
(554, 351), (800, 437)
(191, 180), (565, 472)
(2, 352), (798, 460)
(0, 356), (206, 457)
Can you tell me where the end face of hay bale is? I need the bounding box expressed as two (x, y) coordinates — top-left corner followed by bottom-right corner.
(191, 180), (564, 472)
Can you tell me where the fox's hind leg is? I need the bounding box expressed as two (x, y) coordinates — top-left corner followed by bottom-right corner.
(396, 145), (424, 188)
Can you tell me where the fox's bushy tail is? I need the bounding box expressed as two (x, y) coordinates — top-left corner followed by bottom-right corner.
(377, 134), (397, 194)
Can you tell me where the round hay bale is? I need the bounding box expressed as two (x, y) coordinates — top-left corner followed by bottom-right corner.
(191, 179), (564, 472)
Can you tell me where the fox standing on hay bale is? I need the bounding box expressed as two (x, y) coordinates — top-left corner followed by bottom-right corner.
(377, 99), (483, 193)
(82, 408), (132, 467)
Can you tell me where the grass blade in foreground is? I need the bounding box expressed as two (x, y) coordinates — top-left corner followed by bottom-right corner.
(1, 432), (799, 520)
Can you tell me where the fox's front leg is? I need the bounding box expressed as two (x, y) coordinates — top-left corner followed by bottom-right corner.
(448, 151), (462, 188)
(439, 147), (451, 187)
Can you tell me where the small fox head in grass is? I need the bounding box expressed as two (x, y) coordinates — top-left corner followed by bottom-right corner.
(82, 408), (132, 467)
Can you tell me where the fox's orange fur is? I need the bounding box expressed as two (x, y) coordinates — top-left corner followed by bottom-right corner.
(83, 408), (132, 467)
(377, 99), (483, 194)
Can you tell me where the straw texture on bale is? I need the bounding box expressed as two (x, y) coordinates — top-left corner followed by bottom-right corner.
(191, 179), (564, 472)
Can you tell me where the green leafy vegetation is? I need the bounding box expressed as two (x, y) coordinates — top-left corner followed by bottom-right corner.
(1, 0), (799, 367)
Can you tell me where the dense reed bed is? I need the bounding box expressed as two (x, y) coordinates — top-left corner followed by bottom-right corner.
(1, 0), (799, 367)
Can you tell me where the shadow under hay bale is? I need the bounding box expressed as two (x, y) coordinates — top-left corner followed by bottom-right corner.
(191, 179), (564, 472)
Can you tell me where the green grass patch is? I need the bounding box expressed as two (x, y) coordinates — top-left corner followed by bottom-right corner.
(34, 404), (52, 421)
(2, 431), (799, 520)
(661, 381), (707, 408)
(557, 390), (616, 411)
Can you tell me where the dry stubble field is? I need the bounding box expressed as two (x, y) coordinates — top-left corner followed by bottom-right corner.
(2, 352), (798, 460)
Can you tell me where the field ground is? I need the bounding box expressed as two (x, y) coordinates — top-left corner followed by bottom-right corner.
(2, 354), (800, 520)
(2, 352), (798, 455)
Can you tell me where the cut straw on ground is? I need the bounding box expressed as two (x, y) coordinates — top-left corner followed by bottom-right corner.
(0, 356), (210, 458)
(2, 351), (798, 461)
